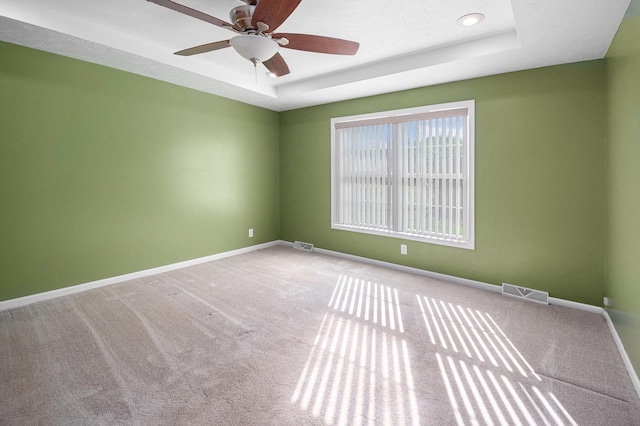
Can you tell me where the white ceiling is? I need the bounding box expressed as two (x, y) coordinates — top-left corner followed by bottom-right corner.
(0, 0), (631, 111)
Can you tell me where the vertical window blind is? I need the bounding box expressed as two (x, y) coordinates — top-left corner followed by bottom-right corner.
(331, 101), (474, 249)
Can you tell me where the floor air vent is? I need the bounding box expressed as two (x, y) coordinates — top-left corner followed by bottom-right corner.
(293, 241), (314, 252)
(502, 283), (549, 305)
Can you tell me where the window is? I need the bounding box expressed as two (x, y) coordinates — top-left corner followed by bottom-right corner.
(331, 100), (475, 249)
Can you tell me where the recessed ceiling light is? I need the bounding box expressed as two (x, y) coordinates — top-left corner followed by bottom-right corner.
(457, 13), (485, 27)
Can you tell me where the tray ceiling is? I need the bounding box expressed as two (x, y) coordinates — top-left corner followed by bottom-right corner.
(0, 0), (631, 111)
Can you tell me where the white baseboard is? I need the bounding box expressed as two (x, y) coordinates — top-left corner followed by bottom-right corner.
(602, 309), (640, 401)
(307, 244), (501, 294)
(548, 296), (604, 314)
(0, 241), (281, 312)
(280, 240), (640, 399)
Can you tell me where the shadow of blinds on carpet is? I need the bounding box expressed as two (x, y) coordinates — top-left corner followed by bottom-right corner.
(418, 295), (579, 425)
(290, 274), (420, 425)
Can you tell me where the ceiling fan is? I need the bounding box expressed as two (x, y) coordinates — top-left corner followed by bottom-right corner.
(147, 0), (360, 77)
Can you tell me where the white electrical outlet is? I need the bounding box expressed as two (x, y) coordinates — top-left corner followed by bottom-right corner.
(400, 244), (407, 255)
(603, 296), (611, 307)
(249, 228), (254, 238)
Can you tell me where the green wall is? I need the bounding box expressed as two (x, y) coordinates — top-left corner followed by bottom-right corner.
(605, 7), (640, 378)
(280, 63), (606, 306)
(0, 41), (280, 301)
(0, 32), (625, 314)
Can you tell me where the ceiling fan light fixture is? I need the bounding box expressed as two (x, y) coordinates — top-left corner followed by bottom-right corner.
(457, 13), (485, 27)
(230, 35), (279, 63)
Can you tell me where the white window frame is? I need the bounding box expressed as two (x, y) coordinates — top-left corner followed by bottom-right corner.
(331, 100), (475, 250)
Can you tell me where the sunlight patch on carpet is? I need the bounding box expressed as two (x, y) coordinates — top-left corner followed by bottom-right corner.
(423, 295), (579, 426)
(292, 274), (419, 425)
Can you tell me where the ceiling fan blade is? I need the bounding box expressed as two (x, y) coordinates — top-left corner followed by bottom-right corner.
(251, 0), (301, 32)
(147, 0), (237, 31)
(174, 40), (231, 56)
(273, 33), (359, 55)
(263, 53), (290, 77)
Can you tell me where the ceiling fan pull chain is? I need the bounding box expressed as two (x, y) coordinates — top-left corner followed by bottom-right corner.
(254, 60), (258, 85)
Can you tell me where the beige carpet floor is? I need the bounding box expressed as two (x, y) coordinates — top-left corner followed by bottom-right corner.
(1, 245), (639, 425)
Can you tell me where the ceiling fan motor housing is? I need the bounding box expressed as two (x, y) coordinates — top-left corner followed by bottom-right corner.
(231, 5), (256, 31)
